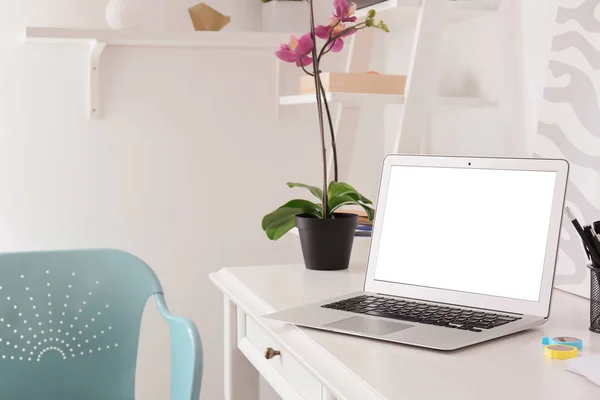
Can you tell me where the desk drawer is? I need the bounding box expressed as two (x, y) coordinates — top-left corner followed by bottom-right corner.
(243, 316), (323, 400)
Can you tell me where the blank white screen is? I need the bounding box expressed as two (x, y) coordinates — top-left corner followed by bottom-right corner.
(374, 166), (557, 301)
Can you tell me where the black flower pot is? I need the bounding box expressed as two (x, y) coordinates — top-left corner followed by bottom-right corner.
(295, 213), (358, 271)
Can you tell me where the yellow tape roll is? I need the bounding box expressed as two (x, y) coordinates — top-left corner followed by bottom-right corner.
(544, 344), (578, 359)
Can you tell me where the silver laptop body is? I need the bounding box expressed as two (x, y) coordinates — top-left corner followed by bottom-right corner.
(266, 155), (570, 350)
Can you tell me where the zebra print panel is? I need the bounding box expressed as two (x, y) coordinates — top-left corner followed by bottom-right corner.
(536, 0), (600, 298)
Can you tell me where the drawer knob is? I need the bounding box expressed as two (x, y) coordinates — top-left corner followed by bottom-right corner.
(264, 347), (281, 360)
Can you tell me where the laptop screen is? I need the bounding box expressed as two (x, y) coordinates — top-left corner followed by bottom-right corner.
(373, 165), (557, 302)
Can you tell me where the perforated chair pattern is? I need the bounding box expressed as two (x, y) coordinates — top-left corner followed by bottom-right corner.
(0, 249), (202, 400)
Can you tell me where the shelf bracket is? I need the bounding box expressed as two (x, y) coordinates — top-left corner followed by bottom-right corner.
(89, 40), (106, 120)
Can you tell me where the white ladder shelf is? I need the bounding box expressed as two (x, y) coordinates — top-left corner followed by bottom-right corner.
(276, 0), (501, 184)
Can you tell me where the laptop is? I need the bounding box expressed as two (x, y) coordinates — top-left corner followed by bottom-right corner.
(266, 155), (570, 350)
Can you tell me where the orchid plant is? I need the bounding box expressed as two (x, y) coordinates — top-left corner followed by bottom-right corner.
(262, 0), (388, 240)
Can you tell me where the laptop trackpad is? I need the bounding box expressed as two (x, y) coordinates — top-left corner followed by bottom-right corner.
(324, 316), (413, 336)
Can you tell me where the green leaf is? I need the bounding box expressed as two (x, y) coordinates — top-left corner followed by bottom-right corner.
(328, 181), (374, 205)
(328, 195), (375, 220)
(360, 204), (376, 221)
(327, 181), (355, 198)
(265, 217), (298, 241)
(286, 182), (323, 200)
(262, 199), (322, 240)
(279, 199), (321, 215)
(261, 199), (321, 230)
(328, 195), (357, 214)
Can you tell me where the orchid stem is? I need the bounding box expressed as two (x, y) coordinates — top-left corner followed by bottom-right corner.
(317, 23), (367, 64)
(307, 0), (328, 218)
(318, 74), (338, 182)
(318, 21), (342, 62)
(300, 59), (332, 180)
(300, 63), (314, 76)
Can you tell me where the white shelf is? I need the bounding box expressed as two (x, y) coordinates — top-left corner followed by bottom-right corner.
(449, 0), (500, 12)
(356, 0), (421, 18)
(24, 27), (287, 49)
(447, 0), (501, 22)
(280, 93), (494, 108)
(279, 93), (405, 107)
(25, 27), (287, 120)
(437, 96), (497, 107)
(369, 0), (500, 21)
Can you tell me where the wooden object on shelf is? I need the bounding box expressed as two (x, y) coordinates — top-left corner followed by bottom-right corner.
(188, 3), (231, 31)
(300, 72), (407, 95)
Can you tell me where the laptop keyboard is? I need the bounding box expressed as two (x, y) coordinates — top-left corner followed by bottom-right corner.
(321, 295), (522, 332)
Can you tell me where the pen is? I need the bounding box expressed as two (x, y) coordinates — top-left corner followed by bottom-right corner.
(594, 221), (600, 238)
(591, 225), (600, 247)
(564, 207), (600, 265)
(583, 225), (600, 263)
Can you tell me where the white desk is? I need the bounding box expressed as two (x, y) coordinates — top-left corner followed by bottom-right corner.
(210, 264), (600, 400)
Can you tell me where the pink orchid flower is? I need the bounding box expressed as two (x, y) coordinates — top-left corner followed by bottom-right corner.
(275, 33), (314, 67)
(315, 18), (356, 53)
(333, 0), (357, 23)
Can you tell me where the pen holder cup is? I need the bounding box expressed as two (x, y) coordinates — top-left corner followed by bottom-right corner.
(590, 265), (600, 334)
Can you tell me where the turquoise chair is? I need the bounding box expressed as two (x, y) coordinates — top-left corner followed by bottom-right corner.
(0, 249), (202, 400)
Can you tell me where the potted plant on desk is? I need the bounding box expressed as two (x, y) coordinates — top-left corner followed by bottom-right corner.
(261, 0), (389, 271)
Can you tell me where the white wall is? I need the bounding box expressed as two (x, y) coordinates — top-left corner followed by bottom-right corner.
(0, 1), (328, 399)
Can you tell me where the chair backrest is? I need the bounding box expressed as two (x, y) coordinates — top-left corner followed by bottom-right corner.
(0, 249), (162, 400)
